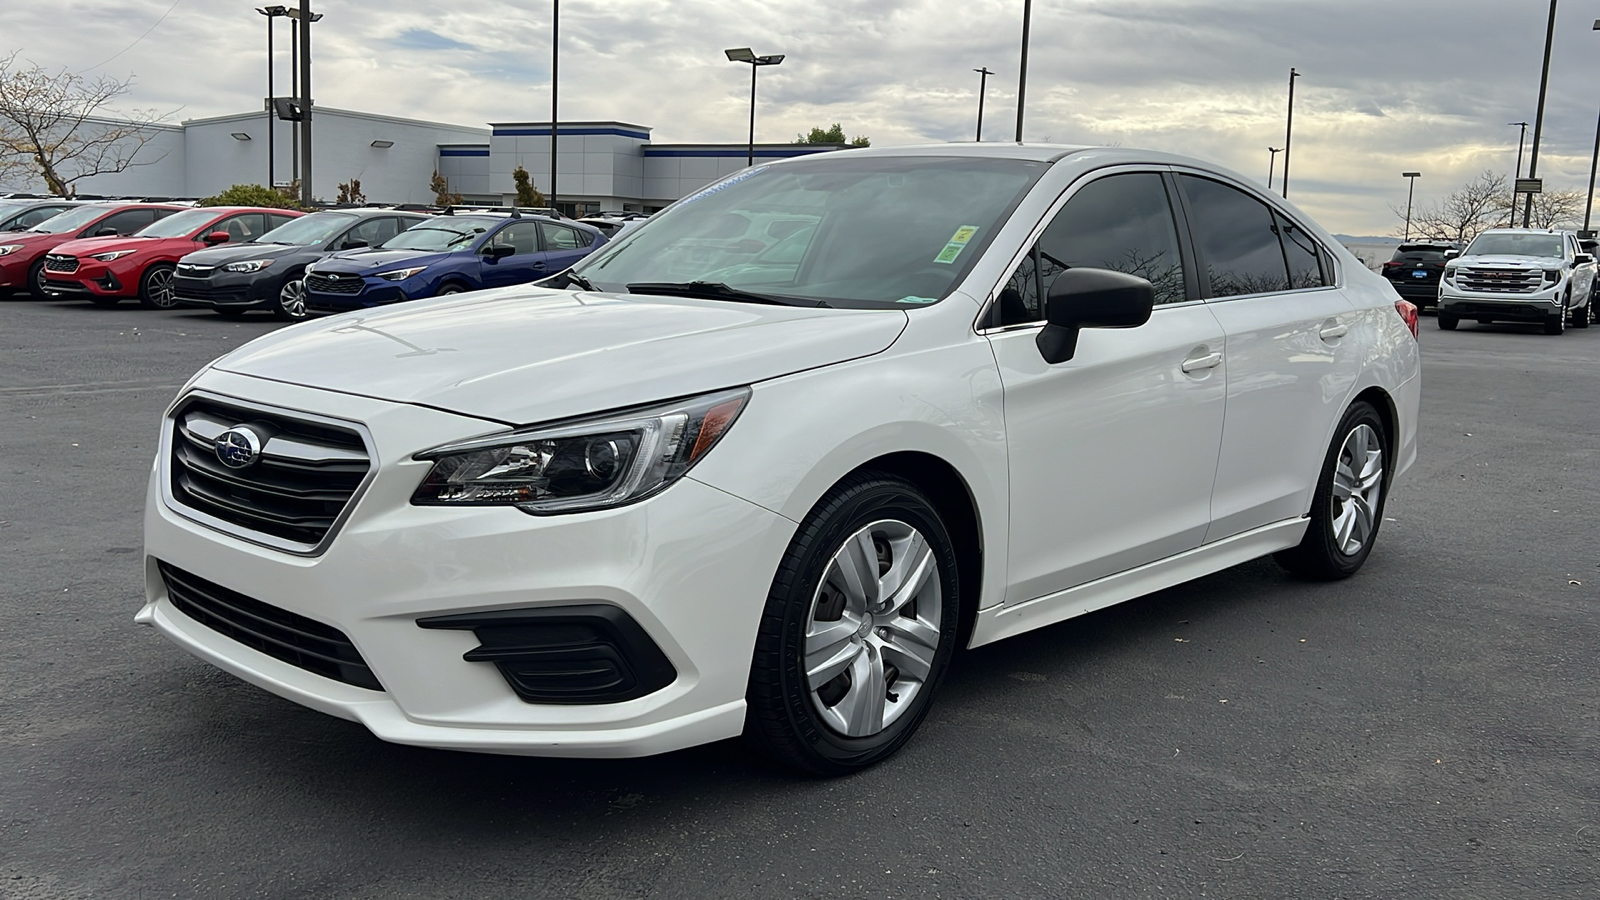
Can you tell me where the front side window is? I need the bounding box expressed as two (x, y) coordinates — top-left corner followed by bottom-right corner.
(488, 221), (541, 255)
(1179, 175), (1291, 297)
(98, 208), (161, 236)
(27, 204), (113, 234)
(258, 212), (356, 246)
(993, 172), (1187, 326)
(343, 216), (400, 248)
(575, 155), (1046, 309)
(135, 208), (227, 239)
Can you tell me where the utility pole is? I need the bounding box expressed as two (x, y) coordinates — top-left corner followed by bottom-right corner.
(1014, 0), (1031, 142)
(297, 0), (313, 207)
(1282, 68), (1299, 199)
(1524, 0), (1558, 228)
(1509, 121), (1529, 225)
(974, 67), (994, 141)
(1402, 172), (1421, 241)
(290, 21), (299, 184)
(551, 0), (559, 213)
(1267, 147), (1281, 191)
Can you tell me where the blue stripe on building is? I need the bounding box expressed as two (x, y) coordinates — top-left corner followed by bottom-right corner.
(493, 127), (652, 140)
(642, 148), (836, 158)
(438, 148), (490, 157)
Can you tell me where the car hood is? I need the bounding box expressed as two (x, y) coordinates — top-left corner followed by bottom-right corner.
(211, 287), (909, 425)
(1452, 254), (1566, 268)
(50, 235), (185, 257)
(180, 242), (310, 265)
(317, 248), (451, 274)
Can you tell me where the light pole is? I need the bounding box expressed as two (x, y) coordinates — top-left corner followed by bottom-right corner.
(1282, 67), (1300, 198)
(1583, 20), (1600, 237)
(1267, 146), (1281, 191)
(725, 48), (785, 168)
(1509, 120), (1529, 225)
(1523, 0), (1558, 228)
(286, 4), (321, 198)
(1015, 0), (1032, 142)
(974, 67), (994, 141)
(1402, 172), (1421, 241)
(255, 6), (288, 190)
(551, 0), (559, 212)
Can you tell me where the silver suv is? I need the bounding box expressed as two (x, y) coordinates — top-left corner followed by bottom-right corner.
(1437, 228), (1595, 334)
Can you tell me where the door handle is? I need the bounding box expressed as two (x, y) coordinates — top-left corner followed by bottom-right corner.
(1180, 350), (1223, 373)
(1319, 321), (1349, 341)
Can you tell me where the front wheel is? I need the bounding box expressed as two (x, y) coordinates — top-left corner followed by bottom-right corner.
(1275, 402), (1389, 580)
(1437, 313), (1458, 330)
(744, 473), (961, 775)
(137, 264), (177, 309)
(26, 259), (50, 300)
(273, 276), (309, 320)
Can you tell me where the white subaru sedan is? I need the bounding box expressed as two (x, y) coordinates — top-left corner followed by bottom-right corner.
(140, 144), (1420, 774)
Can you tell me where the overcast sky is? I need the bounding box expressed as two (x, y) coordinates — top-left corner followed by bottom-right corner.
(8, 0), (1600, 234)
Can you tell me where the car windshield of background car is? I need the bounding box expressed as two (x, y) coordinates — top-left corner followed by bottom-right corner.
(0, 202), (28, 227)
(134, 208), (222, 239)
(574, 155), (1047, 309)
(1393, 248), (1450, 263)
(257, 212), (357, 245)
(26, 204), (112, 234)
(379, 219), (489, 251)
(1465, 234), (1564, 258)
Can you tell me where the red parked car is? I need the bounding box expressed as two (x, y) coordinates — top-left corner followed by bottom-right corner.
(0, 203), (184, 299)
(43, 206), (302, 309)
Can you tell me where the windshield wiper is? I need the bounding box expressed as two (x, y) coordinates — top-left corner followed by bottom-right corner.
(626, 281), (815, 307)
(543, 269), (597, 291)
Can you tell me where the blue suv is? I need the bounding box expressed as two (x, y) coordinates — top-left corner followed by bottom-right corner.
(302, 213), (605, 313)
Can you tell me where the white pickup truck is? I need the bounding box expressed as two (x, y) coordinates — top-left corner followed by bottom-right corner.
(1437, 228), (1596, 334)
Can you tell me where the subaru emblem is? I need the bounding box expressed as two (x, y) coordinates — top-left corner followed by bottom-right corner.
(214, 427), (263, 469)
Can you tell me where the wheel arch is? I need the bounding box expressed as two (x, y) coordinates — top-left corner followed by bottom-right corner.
(1350, 385), (1398, 490)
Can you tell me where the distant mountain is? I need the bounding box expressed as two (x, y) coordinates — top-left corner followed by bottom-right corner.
(1334, 234), (1400, 245)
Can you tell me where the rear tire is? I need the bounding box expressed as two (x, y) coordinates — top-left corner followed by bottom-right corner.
(1275, 401), (1389, 581)
(1437, 313), (1458, 330)
(137, 264), (178, 310)
(1572, 297), (1591, 329)
(744, 473), (961, 775)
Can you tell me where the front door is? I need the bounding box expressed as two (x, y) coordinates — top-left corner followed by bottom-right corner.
(478, 221), (545, 288)
(989, 170), (1228, 604)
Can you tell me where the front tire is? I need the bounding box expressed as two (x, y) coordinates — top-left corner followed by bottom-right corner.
(744, 473), (961, 775)
(137, 264), (177, 309)
(273, 275), (309, 320)
(26, 259), (50, 300)
(1275, 402), (1389, 580)
(1437, 313), (1459, 330)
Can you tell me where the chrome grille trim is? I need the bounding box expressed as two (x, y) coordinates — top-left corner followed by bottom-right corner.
(176, 263), (216, 276)
(1456, 267), (1543, 294)
(160, 391), (379, 557)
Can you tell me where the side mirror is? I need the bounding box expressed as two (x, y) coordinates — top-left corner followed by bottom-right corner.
(340, 239), (368, 250)
(483, 244), (515, 260)
(1577, 253), (1594, 265)
(1036, 268), (1154, 364)
(93, 226), (119, 237)
(203, 231), (230, 245)
(1444, 249), (1460, 259)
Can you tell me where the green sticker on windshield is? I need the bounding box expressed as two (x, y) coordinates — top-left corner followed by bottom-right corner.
(933, 225), (979, 264)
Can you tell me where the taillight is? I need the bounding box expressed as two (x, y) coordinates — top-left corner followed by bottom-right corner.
(1395, 299), (1419, 340)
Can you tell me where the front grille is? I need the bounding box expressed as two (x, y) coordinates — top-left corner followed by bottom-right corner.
(1457, 267), (1543, 294)
(176, 263), (215, 277)
(306, 272), (362, 294)
(44, 254), (78, 273)
(167, 397), (371, 550)
(159, 561), (381, 691)
(174, 281), (251, 304)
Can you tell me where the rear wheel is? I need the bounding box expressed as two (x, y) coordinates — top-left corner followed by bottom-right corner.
(137, 264), (177, 309)
(1437, 313), (1458, 330)
(1275, 402), (1389, 580)
(1572, 295), (1591, 329)
(744, 473), (960, 775)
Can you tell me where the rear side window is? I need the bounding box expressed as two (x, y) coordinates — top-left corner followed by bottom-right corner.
(268, 213), (297, 230)
(345, 217), (402, 248)
(1276, 212), (1326, 289)
(218, 214), (267, 242)
(1179, 175), (1291, 297)
(539, 222), (584, 250)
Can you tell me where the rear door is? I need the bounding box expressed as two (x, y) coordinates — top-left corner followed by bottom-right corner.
(988, 169), (1228, 603)
(538, 221), (595, 274)
(1174, 173), (1362, 543)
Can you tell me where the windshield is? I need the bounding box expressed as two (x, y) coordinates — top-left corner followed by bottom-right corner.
(256, 212), (356, 245)
(574, 155), (1047, 308)
(380, 218), (489, 251)
(1465, 233), (1565, 259)
(0, 202), (26, 227)
(27, 204), (113, 234)
(134, 208), (222, 239)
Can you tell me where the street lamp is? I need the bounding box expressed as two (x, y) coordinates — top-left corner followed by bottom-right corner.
(1015, 0), (1032, 142)
(1282, 67), (1300, 199)
(1582, 19), (1600, 237)
(551, 0), (559, 212)
(286, 3), (322, 203)
(255, 6), (288, 190)
(1266, 147), (1281, 191)
(725, 48), (785, 168)
(1402, 172), (1421, 241)
(1522, 0), (1558, 228)
(1508, 121), (1529, 225)
(973, 67), (994, 141)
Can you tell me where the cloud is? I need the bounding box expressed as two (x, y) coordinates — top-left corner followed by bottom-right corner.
(6, 0), (1600, 234)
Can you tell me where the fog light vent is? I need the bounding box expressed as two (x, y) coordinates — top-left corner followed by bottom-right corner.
(416, 605), (676, 704)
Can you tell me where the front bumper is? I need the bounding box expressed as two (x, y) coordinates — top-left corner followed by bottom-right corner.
(1438, 285), (1564, 321)
(174, 271), (278, 309)
(304, 278), (412, 313)
(140, 369), (796, 757)
(42, 259), (131, 297)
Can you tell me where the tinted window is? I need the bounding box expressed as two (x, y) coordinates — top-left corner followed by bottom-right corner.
(539, 222), (583, 250)
(97, 209), (158, 236)
(1276, 212), (1325, 289)
(345, 216), (401, 248)
(489, 221), (541, 255)
(218, 214), (268, 243)
(1180, 175), (1289, 297)
(11, 206), (70, 229)
(268, 214), (296, 230)
(1391, 248), (1449, 263)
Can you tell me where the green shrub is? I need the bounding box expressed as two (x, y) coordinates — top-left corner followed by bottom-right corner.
(199, 184), (304, 210)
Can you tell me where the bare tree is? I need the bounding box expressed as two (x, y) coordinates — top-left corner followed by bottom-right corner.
(1395, 170), (1506, 244)
(1494, 188), (1584, 230)
(0, 51), (168, 196)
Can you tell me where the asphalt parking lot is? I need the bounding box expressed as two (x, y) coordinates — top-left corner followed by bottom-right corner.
(2, 298), (1597, 899)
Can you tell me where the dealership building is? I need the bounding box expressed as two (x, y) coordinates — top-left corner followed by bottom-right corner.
(12, 107), (846, 216)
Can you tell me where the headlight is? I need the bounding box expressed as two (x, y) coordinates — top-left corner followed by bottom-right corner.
(223, 259), (274, 273)
(89, 250), (135, 262)
(411, 387), (751, 514)
(1543, 268), (1562, 284)
(376, 266), (427, 281)
(1442, 267), (1457, 285)
(0, 244), (22, 257)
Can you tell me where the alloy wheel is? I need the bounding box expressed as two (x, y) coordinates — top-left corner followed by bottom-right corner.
(279, 279), (307, 318)
(804, 519), (942, 738)
(147, 268), (176, 308)
(1330, 424), (1383, 557)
